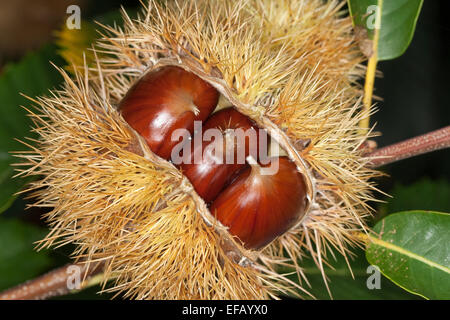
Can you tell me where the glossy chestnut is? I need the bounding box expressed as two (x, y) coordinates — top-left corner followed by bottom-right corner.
(119, 66), (219, 159)
(209, 156), (308, 249)
(179, 107), (260, 203)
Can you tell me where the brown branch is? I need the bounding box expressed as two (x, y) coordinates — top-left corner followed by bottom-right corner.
(366, 126), (450, 168)
(0, 261), (104, 300)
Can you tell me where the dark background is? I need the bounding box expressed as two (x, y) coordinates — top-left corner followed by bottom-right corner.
(373, 0), (450, 187)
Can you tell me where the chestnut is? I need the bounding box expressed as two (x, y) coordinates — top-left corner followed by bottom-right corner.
(210, 156), (308, 249)
(179, 107), (260, 203)
(119, 66), (219, 159)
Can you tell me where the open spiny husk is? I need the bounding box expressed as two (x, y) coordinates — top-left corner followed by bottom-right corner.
(15, 0), (381, 299)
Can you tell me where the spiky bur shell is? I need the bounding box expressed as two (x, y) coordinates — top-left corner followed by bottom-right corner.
(16, 0), (382, 299)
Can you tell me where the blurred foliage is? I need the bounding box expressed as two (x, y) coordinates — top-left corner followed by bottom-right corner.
(55, 20), (99, 72)
(0, 217), (53, 291)
(55, 10), (131, 73)
(378, 179), (450, 221)
(0, 44), (64, 214)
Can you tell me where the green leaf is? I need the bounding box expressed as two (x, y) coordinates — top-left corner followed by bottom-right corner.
(0, 217), (53, 291)
(285, 248), (418, 300)
(348, 0), (424, 60)
(366, 211), (450, 300)
(0, 44), (64, 214)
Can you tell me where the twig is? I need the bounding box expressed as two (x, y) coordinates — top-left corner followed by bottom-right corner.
(366, 126), (450, 168)
(0, 261), (104, 300)
(359, 1), (383, 134)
